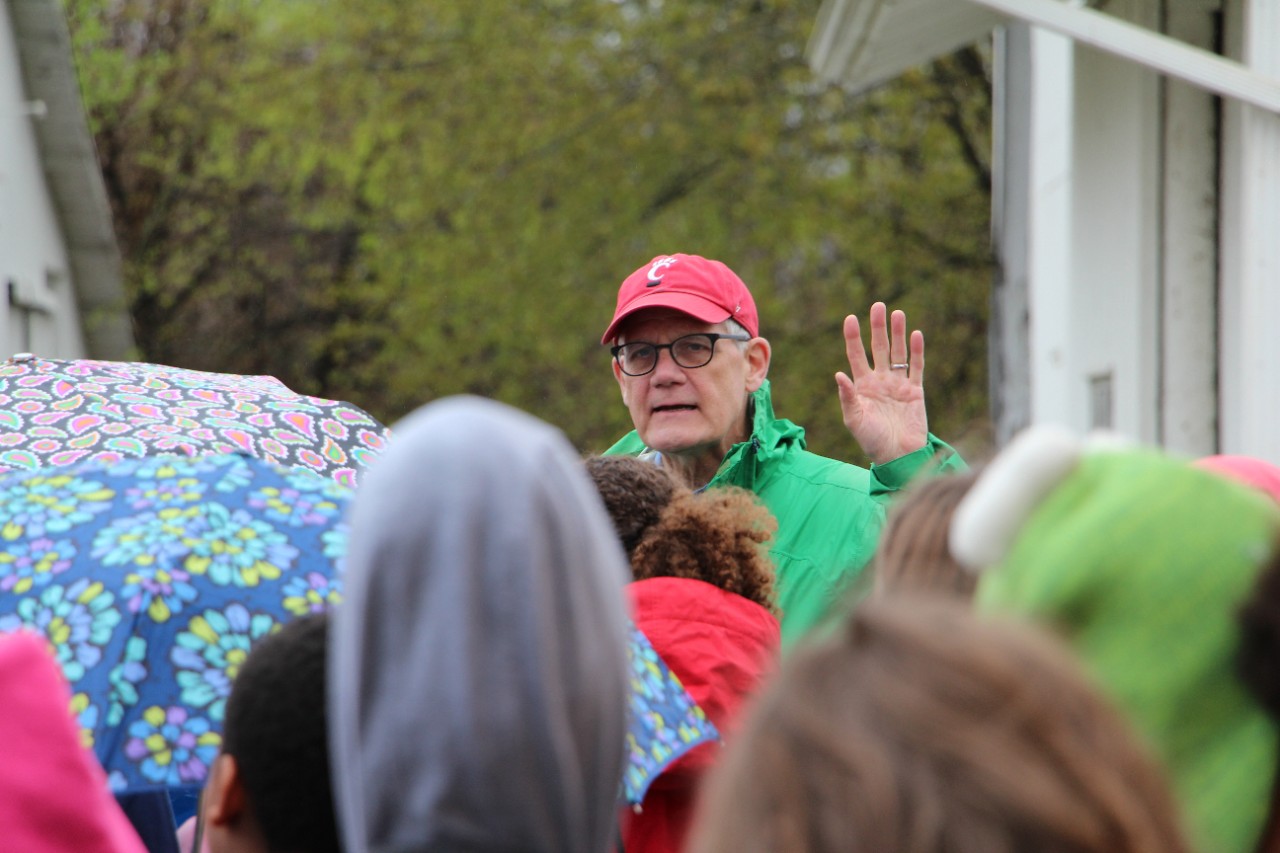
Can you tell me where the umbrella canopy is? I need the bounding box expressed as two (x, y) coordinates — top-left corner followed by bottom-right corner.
(0, 355), (389, 487)
(624, 624), (719, 806)
(0, 451), (350, 797)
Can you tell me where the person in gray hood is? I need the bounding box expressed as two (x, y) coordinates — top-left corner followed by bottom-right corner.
(328, 396), (632, 853)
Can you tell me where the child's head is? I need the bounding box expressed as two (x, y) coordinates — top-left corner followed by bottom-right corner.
(585, 455), (779, 612)
(201, 612), (337, 853)
(1195, 454), (1280, 505)
(583, 454), (685, 559)
(874, 469), (980, 600)
(689, 596), (1191, 853)
(329, 397), (631, 853)
(953, 427), (1280, 853)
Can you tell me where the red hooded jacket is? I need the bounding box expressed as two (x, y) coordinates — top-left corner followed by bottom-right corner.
(622, 576), (781, 853)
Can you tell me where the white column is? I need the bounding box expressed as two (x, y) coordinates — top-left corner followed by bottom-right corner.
(1159, 1), (1220, 456)
(1026, 26), (1076, 432)
(1068, 6), (1162, 443)
(1220, 0), (1280, 461)
(990, 23), (1033, 447)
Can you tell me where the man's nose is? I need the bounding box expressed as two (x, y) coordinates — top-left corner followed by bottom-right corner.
(649, 347), (686, 383)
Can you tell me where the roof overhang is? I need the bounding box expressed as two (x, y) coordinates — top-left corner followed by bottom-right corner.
(808, 0), (1003, 94)
(808, 0), (1280, 115)
(9, 0), (135, 358)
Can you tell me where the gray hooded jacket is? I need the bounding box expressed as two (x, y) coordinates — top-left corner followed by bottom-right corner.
(329, 396), (631, 853)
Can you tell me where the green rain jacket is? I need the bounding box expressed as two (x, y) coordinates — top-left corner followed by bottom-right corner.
(605, 380), (964, 646)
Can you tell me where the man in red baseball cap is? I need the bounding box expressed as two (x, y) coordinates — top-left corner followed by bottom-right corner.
(602, 253), (964, 645)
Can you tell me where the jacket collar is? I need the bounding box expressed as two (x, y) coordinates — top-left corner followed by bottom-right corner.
(709, 381), (804, 488)
(623, 380), (806, 487)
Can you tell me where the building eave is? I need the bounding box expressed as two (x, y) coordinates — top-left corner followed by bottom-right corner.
(808, 0), (1002, 93)
(809, 0), (1280, 114)
(9, 0), (134, 359)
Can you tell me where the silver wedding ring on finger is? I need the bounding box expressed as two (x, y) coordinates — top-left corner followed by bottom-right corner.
(890, 362), (909, 370)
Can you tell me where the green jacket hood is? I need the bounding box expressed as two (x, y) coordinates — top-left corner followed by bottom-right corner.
(747, 381), (805, 459)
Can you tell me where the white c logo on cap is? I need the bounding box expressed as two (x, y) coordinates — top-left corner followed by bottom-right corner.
(646, 257), (679, 283)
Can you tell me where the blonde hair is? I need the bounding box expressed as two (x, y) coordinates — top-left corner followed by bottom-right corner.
(689, 596), (1191, 853)
(874, 470), (979, 600)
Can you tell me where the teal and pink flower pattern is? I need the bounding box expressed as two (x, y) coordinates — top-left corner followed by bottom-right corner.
(93, 503), (301, 589)
(0, 356), (389, 488)
(124, 705), (222, 786)
(0, 578), (121, 682)
(72, 691), (98, 750)
(0, 472), (115, 538)
(282, 571), (343, 615)
(171, 603), (277, 721)
(0, 452), (350, 794)
(107, 636), (149, 726)
(0, 535), (78, 593)
(624, 624), (720, 805)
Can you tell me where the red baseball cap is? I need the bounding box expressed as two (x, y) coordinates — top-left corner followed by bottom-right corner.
(600, 254), (760, 344)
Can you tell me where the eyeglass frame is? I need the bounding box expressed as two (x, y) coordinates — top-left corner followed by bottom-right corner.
(610, 332), (752, 377)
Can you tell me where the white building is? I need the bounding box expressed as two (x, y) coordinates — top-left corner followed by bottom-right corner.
(810, 0), (1280, 462)
(0, 0), (133, 359)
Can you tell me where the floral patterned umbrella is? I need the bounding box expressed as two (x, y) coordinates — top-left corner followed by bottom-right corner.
(0, 355), (389, 488)
(0, 451), (350, 799)
(624, 624), (720, 806)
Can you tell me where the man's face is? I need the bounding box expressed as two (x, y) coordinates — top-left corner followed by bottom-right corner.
(612, 310), (768, 464)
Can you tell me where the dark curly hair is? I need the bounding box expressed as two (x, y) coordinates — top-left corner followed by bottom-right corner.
(583, 455), (778, 614)
(634, 488), (779, 614)
(584, 455), (779, 614)
(583, 455), (683, 560)
(222, 612), (339, 853)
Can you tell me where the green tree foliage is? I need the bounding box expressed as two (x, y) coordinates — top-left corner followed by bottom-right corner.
(64, 0), (993, 462)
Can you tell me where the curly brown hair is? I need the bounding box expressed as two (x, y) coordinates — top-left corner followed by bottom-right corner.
(583, 455), (684, 560)
(584, 455), (779, 614)
(631, 487), (779, 614)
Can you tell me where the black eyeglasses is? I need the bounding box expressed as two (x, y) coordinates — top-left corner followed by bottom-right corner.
(611, 332), (751, 377)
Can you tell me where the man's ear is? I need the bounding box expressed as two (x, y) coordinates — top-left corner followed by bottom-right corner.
(744, 337), (771, 393)
(612, 357), (631, 406)
(203, 753), (247, 828)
